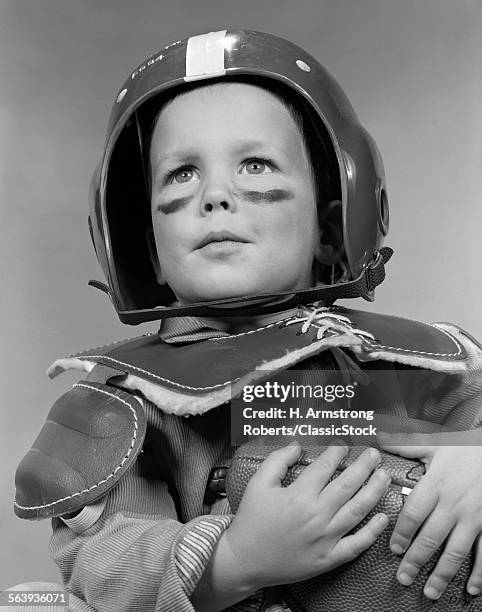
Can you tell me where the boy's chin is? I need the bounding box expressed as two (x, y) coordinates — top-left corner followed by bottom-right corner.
(171, 273), (317, 305)
(177, 280), (272, 304)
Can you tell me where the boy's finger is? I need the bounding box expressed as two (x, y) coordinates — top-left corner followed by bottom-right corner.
(330, 513), (390, 566)
(390, 479), (437, 555)
(292, 443), (348, 493)
(254, 441), (303, 487)
(421, 525), (475, 600)
(330, 468), (391, 533)
(321, 447), (381, 509)
(467, 535), (482, 596)
(394, 508), (453, 589)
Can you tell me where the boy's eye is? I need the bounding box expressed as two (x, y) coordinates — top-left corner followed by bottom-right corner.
(170, 166), (198, 184)
(241, 159), (273, 175)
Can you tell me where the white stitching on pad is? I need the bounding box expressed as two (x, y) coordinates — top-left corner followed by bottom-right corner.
(73, 319), (293, 391)
(207, 317), (293, 341)
(297, 306), (463, 357)
(71, 333), (154, 359)
(75, 317), (293, 391)
(75, 355), (242, 391)
(360, 325), (463, 357)
(308, 322), (463, 357)
(14, 384), (139, 512)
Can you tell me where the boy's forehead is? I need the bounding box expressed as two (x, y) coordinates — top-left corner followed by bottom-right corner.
(163, 81), (289, 115)
(150, 81), (303, 155)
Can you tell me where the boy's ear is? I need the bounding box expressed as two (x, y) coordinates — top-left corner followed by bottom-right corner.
(315, 199), (345, 265)
(145, 227), (166, 285)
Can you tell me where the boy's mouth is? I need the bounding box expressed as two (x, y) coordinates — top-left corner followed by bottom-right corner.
(196, 231), (249, 250)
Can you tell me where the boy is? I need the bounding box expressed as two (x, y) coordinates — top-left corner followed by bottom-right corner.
(14, 30), (482, 611)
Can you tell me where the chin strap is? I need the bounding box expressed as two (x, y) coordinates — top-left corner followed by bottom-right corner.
(89, 247), (393, 324)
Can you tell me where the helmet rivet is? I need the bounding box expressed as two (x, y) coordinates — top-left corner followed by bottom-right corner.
(116, 88), (128, 103)
(296, 59), (311, 72)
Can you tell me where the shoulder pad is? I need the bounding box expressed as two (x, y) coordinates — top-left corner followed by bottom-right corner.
(45, 308), (472, 418)
(15, 381), (146, 520)
(70, 307), (468, 384)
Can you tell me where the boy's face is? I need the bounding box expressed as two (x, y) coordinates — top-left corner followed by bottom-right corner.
(149, 82), (322, 304)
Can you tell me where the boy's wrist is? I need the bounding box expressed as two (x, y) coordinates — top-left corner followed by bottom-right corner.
(216, 529), (263, 593)
(191, 530), (261, 611)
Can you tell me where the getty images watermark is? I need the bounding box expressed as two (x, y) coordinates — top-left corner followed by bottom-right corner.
(230, 369), (481, 447)
(231, 371), (378, 445)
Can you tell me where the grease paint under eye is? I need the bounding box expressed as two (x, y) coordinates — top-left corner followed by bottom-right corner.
(156, 195), (193, 215)
(236, 189), (294, 203)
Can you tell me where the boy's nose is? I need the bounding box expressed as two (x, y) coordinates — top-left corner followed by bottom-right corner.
(202, 199), (231, 213)
(200, 180), (236, 215)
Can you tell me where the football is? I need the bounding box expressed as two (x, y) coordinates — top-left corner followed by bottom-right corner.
(226, 440), (481, 612)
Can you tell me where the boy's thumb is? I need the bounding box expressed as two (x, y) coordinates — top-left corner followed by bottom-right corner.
(255, 440), (302, 486)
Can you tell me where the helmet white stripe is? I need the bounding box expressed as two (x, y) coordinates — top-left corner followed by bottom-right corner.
(185, 30), (227, 82)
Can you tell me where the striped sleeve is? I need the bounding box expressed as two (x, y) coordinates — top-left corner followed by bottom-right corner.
(49, 455), (233, 611)
(174, 515), (232, 595)
(174, 519), (294, 612)
(49, 454), (273, 611)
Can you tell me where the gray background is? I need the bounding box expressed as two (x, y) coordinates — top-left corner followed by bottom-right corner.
(1, 0), (480, 588)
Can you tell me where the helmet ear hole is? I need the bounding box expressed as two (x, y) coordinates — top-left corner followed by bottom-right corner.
(377, 183), (389, 236)
(317, 199), (344, 266)
(145, 228), (167, 286)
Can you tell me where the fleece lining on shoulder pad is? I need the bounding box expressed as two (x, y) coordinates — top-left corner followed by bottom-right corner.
(14, 381), (146, 520)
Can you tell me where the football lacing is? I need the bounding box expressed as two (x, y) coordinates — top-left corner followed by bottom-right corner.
(285, 306), (377, 343)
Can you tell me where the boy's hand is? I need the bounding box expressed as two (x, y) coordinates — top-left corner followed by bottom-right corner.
(224, 442), (390, 591)
(378, 429), (482, 600)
